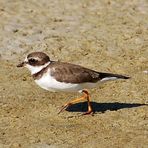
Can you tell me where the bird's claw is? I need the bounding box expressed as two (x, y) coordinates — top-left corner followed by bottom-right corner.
(58, 103), (72, 114)
(82, 110), (94, 116)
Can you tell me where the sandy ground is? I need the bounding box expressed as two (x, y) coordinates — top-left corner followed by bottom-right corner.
(0, 0), (148, 147)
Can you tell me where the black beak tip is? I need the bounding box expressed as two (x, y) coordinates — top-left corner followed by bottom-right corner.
(17, 62), (24, 67)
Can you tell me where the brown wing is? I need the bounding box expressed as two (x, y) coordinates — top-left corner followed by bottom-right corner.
(49, 62), (100, 83)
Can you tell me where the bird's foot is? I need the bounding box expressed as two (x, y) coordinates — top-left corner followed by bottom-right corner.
(58, 103), (72, 114)
(82, 110), (94, 115)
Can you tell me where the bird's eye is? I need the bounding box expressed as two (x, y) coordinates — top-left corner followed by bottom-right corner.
(29, 58), (36, 63)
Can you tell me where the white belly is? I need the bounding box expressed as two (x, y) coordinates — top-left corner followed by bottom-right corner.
(34, 72), (97, 92)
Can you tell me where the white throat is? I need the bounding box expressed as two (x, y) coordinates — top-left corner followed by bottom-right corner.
(25, 62), (50, 75)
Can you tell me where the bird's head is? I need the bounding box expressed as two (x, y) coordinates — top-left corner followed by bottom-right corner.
(17, 52), (50, 74)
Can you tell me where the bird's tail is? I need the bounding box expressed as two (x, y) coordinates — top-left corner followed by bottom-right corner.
(98, 72), (130, 82)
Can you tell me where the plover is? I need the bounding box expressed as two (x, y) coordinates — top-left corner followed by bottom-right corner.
(17, 52), (130, 115)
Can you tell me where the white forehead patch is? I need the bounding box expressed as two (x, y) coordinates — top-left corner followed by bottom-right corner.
(24, 56), (28, 62)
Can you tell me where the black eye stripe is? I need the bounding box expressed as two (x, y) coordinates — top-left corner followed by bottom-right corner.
(29, 58), (37, 63)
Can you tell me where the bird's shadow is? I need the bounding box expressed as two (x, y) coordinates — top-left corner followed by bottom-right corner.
(66, 101), (147, 113)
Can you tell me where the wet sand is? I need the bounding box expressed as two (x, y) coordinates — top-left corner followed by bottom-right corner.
(0, 0), (148, 147)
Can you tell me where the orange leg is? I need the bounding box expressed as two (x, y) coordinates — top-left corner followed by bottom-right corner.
(58, 90), (93, 115)
(58, 95), (86, 114)
(82, 90), (93, 115)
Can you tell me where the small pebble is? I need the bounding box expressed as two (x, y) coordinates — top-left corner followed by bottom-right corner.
(143, 70), (148, 74)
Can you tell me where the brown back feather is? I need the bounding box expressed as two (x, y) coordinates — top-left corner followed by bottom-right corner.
(33, 61), (100, 83)
(33, 61), (130, 82)
(49, 62), (101, 83)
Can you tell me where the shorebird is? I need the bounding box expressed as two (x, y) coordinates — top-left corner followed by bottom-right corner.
(17, 52), (130, 115)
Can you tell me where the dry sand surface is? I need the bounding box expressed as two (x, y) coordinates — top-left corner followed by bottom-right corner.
(0, 0), (148, 147)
